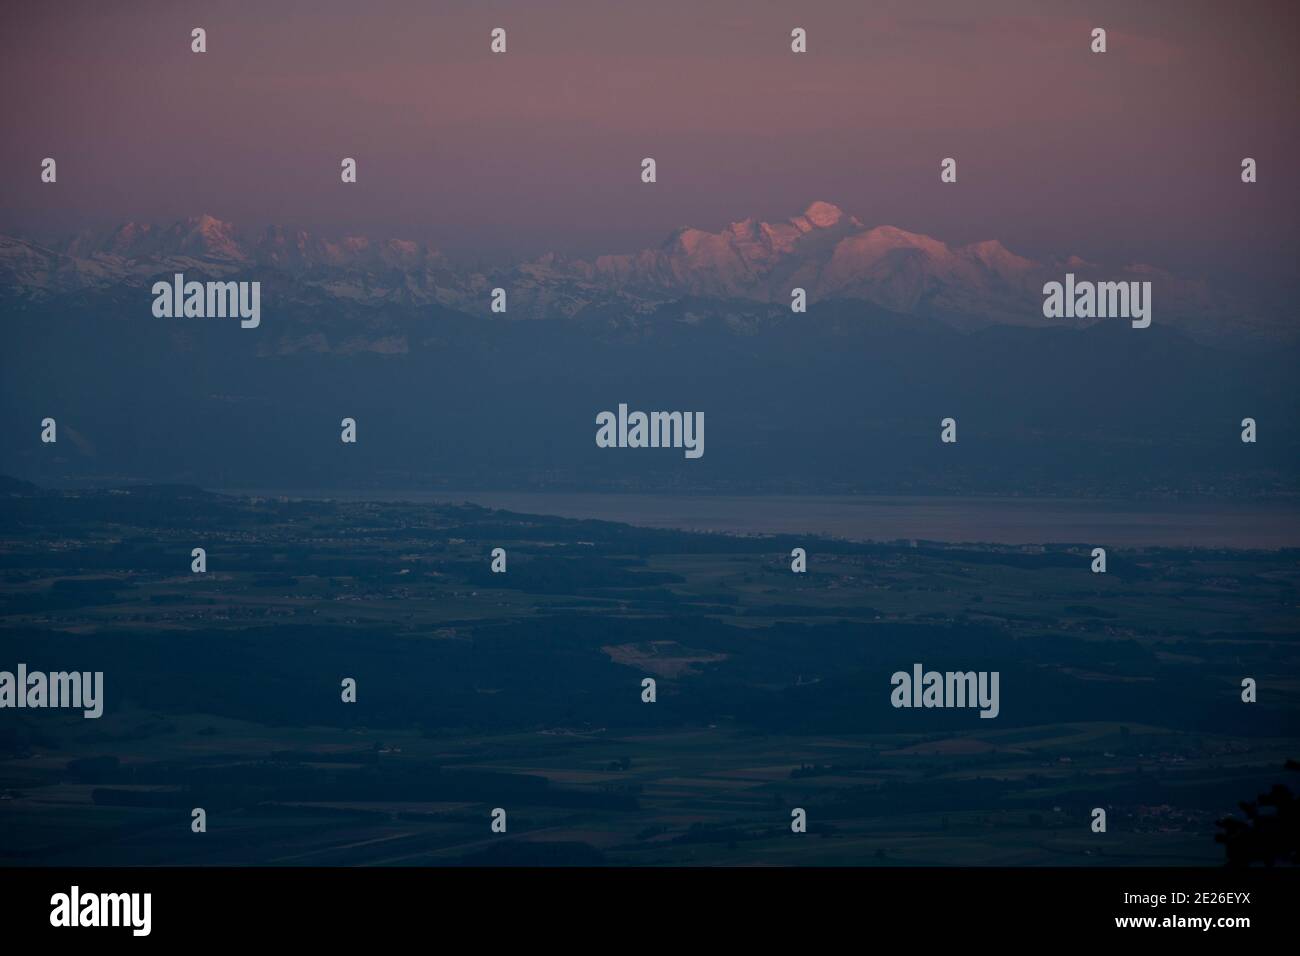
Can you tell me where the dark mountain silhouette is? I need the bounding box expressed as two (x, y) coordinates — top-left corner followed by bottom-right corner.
(1216, 761), (1300, 867)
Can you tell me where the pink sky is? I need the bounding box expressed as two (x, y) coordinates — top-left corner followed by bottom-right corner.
(2, 0), (1296, 283)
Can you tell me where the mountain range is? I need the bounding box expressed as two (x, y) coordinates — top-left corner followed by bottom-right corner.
(3, 202), (1294, 495)
(0, 202), (1279, 345)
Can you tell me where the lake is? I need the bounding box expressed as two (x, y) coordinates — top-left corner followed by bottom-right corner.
(219, 489), (1300, 549)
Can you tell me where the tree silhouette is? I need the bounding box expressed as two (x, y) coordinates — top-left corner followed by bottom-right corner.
(1215, 760), (1300, 866)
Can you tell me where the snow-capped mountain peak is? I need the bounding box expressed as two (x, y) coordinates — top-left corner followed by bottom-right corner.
(0, 203), (1272, 342)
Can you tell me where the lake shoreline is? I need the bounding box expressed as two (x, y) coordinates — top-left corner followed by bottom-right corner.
(212, 488), (1300, 550)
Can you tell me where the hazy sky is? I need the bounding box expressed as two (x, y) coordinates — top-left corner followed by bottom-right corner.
(2, 0), (1296, 283)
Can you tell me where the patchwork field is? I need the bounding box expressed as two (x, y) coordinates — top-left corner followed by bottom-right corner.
(0, 486), (1296, 865)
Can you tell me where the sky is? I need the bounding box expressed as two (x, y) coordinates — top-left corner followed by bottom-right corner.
(2, 0), (1297, 284)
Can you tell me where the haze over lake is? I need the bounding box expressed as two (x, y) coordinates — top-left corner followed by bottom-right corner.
(220, 490), (1300, 549)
